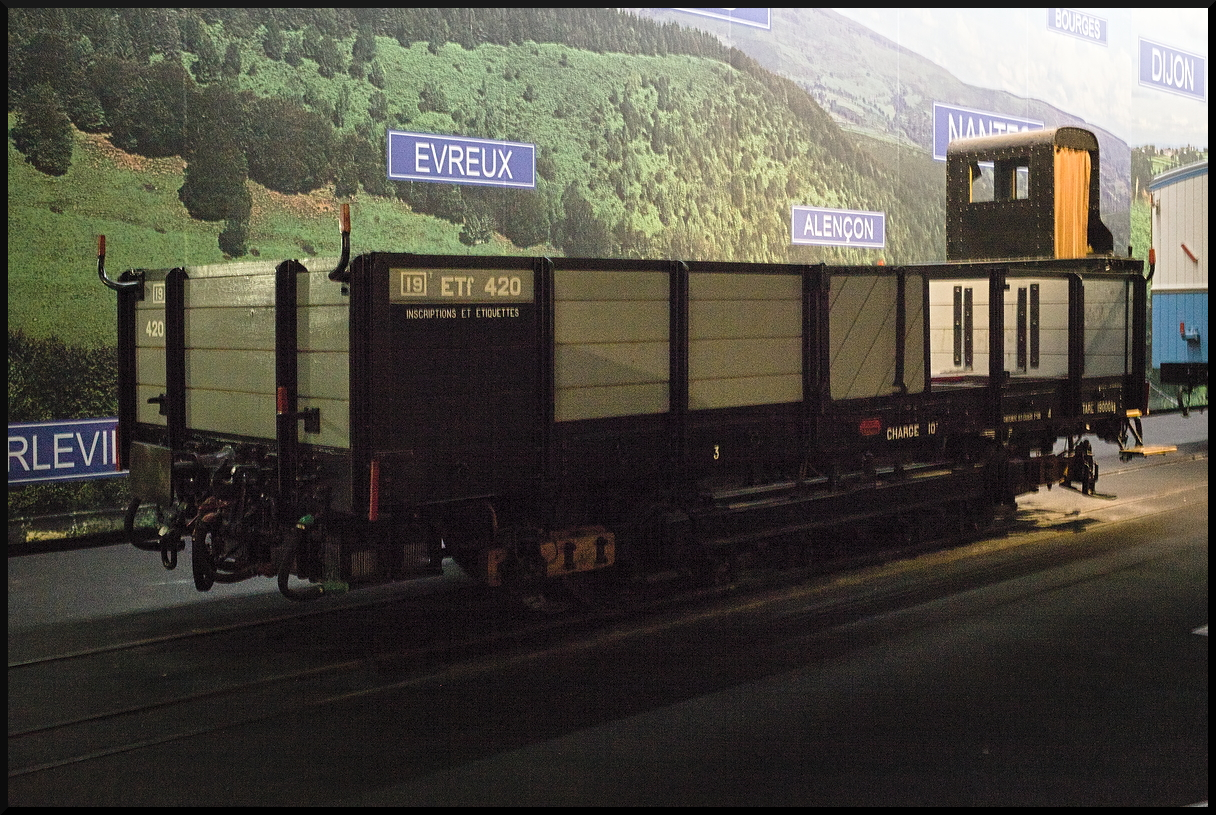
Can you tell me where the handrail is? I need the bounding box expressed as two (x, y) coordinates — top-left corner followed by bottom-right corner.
(327, 204), (352, 282)
(96, 235), (142, 292)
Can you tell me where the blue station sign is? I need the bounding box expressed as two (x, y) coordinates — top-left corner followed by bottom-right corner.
(1046, 8), (1107, 46)
(791, 206), (885, 250)
(932, 103), (1043, 161)
(1139, 38), (1206, 102)
(673, 8), (771, 30)
(387, 131), (536, 189)
(9, 418), (124, 485)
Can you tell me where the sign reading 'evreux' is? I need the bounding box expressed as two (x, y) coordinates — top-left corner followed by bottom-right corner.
(387, 130), (536, 189)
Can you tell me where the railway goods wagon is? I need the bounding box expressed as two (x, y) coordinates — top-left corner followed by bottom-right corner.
(101, 127), (1149, 599)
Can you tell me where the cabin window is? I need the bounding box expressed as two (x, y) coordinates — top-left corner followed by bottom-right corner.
(968, 158), (1030, 203)
(995, 158), (1030, 201)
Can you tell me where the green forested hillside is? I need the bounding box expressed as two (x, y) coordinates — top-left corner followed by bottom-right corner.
(9, 8), (945, 348)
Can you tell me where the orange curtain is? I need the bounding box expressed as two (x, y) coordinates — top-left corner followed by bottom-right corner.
(1054, 146), (1091, 258)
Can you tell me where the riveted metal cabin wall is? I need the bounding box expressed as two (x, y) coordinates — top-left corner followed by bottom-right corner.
(946, 127), (1112, 262)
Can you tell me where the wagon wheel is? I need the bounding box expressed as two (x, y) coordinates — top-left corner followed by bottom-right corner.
(123, 498), (176, 570)
(275, 524), (324, 602)
(1072, 440), (1097, 495)
(191, 524), (217, 592)
(124, 498), (148, 546)
(160, 527), (180, 570)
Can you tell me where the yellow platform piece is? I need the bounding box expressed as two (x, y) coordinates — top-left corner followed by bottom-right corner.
(1119, 445), (1177, 458)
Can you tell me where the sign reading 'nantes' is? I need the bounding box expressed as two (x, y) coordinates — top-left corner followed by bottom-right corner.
(932, 103), (1043, 161)
(387, 131), (536, 189)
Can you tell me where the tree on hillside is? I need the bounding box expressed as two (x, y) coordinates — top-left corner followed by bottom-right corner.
(367, 90), (388, 122)
(7, 330), (117, 422)
(500, 189), (553, 248)
(351, 22), (377, 76)
(8, 28), (105, 133)
(178, 10), (206, 53)
(557, 184), (612, 256)
(332, 132), (362, 199)
(368, 60), (387, 90)
(262, 21), (285, 60)
(103, 60), (193, 157)
(97, 13), (137, 60)
(59, 37), (108, 133)
(219, 185), (253, 257)
(1130, 147), (1154, 199)
(426, 185), (466, 224)
(314, 35), (344, 79)
(459, 206), (495, 246)
(10, 84), (74, 177)
(243, 97), (333, 194)
(330, 126), (386, 198)
(222, 42), (243, 80)
(124, 8), (183, 63)
(179, 140), (249, 222)
(418, 81), (450, 114)
(191, 30), (222, 83)
(283, 31), (304, 67)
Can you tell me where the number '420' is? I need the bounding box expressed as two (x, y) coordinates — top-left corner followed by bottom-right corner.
(484, 276), (522, 296)
(145, 320), (165, 338)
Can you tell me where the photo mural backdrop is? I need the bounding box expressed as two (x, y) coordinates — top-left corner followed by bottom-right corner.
(6, 8), (1208, 505)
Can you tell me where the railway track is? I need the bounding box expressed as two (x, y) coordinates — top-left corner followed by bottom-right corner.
(11, 448), (1206, 786)
(7, 578), (594, 780)
(4, 526), (952, 780)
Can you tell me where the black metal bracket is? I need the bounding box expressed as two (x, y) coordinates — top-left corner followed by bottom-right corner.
(282, 407), (321, 435)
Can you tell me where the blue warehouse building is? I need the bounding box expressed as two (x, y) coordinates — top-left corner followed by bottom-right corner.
(1149, 161), (1208, 379)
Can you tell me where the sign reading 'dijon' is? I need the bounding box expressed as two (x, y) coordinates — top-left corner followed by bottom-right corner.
(387, 131), (536, 189)
(1138, 38), (1206, 102)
